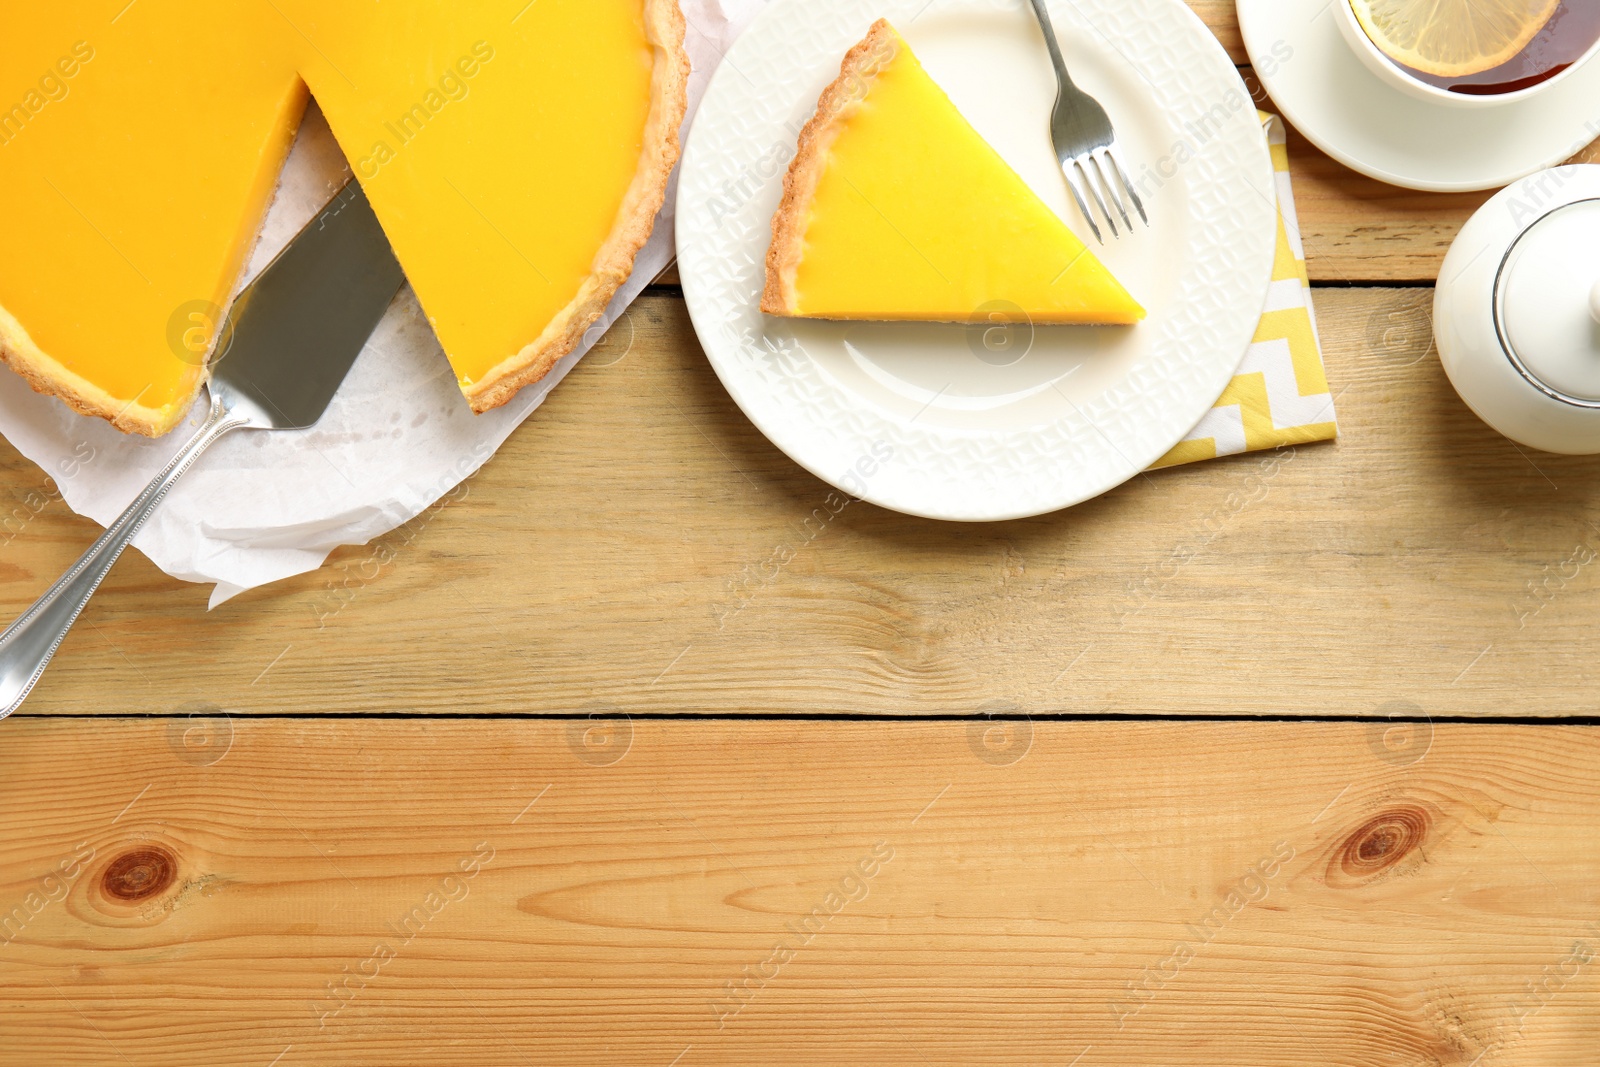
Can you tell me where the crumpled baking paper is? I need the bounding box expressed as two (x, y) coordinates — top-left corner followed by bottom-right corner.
(0, 0), (764, 607)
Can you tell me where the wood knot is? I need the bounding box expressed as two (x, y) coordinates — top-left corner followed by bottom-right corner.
(101, 847), (177, 902)
(1329, 807), (1430, 884)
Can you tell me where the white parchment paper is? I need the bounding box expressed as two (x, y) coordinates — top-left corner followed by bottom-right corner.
(0, 0), (766, 607)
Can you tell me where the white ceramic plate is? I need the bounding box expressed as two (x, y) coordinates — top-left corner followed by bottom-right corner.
(677, 0), (1276, 521)
(1238, 0), (1600, 193)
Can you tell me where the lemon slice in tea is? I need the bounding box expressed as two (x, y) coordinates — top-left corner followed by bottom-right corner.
(1350, 0), (1560, 78)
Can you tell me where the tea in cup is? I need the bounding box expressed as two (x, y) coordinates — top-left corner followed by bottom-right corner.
(1335, 0), (1600, 107)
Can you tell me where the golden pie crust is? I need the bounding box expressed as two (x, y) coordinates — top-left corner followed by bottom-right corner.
(762, 18), (901, 317)
(466, 0), (690, 414)
(0, 300), (202, 437)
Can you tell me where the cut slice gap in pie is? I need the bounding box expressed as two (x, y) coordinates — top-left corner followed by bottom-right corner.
(763, 19), (1144, 327)
(0, 0), (688, 436)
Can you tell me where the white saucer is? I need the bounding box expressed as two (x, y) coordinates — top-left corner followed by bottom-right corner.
(1238, 0), (1600, 192)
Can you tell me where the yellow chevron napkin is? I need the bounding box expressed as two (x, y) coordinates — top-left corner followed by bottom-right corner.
(1151, 113), (1338, 469)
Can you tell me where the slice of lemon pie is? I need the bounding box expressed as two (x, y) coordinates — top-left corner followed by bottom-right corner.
(0, 0), (688, 436)
(763, 19), (1144, 326)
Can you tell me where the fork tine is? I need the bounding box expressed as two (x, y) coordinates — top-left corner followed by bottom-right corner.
(1059, 161), (1104, 245)
(1074, 158), (1119, 238)
(1104, 145), (1149, 227)
(1089, 151), (1133, 232)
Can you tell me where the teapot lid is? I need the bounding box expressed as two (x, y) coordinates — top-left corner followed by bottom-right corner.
(1495, 198), (1600, 405)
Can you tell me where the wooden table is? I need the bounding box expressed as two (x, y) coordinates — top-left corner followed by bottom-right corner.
(4, 5), (1600, 1064)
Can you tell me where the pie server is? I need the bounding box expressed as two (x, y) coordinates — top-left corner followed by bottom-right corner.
(0, 180), (405, 719)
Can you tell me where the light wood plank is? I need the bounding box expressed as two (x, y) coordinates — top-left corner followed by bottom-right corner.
(1, 717), (1596, 1066)
(1, 290), (1597, 718)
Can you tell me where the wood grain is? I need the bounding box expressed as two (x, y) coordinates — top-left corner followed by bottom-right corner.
(5, 4), (1598, 1065)
(2, 717), (1597, 1066)
(2, 290), (1597, 719)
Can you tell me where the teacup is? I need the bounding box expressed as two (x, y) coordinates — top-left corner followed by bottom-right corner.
(1334, 1), (1600, 109)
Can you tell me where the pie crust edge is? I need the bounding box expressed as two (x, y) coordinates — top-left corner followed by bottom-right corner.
(463, 0), (692, 415)
(0, 307), (193, 436)
(761, 18), (900, 317)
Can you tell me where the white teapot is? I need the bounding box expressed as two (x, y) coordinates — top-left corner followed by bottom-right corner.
(1435, 165), (1600, 454)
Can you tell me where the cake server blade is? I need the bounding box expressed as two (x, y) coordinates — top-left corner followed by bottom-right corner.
(211, 180), (405, 429)
(0, 179), (405, 719)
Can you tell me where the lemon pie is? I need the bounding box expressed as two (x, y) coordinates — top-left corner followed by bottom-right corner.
(763, 20), (1143, 327)
(0, 0), (688, 436)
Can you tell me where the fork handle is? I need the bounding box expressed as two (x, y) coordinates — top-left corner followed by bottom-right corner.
(1026, 0), (1077, 89)
(0, 391), (248, 720)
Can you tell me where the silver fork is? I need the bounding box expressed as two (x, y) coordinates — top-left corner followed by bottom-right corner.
(1025, 0), (1148, 243)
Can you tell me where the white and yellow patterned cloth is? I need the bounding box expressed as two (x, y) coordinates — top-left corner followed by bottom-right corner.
(1152, 113), (1337, 469)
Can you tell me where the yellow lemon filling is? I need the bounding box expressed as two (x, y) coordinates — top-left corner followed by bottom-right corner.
(764, 20), (1144, 327)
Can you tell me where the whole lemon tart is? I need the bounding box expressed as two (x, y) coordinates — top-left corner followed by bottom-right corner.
(0, 0), (689, 436)
(763, 19), (1143, 326)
